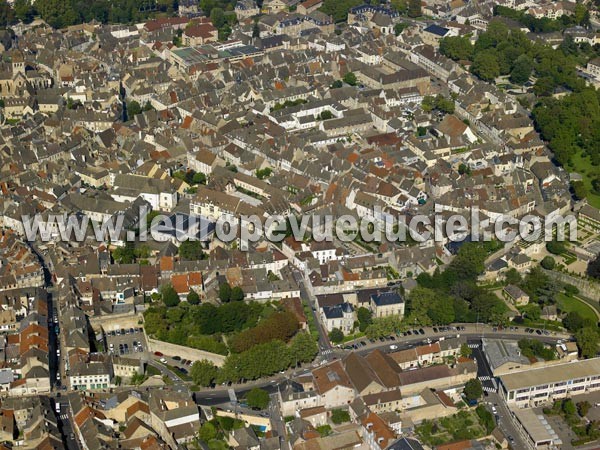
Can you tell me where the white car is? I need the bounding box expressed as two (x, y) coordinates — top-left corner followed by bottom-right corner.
(389, 344), (398, 350)
(160, 358), (167, 363)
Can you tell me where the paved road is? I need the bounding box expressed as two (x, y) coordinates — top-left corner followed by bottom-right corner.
(346, 323), (570, 356)
(294, 270), (333, 356)
(55, 397), (80, 450)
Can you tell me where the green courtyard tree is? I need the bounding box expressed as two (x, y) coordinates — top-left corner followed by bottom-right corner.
(541, 256), (555, 270)
(161, 284), (180, 307)
(329, 328), (344, 344)
(463, 378), (483, 402)
(343, 72), (357, 86)
(219, 282), (232, 302)
(187, 289), (200, 305)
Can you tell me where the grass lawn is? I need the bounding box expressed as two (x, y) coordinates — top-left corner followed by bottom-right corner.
(567, 152), (600, 209)
(416, 410), (487, 446)
(556, 293), (598, 322)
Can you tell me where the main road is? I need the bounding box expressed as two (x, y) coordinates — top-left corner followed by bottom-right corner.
(192, 325), (571, 406)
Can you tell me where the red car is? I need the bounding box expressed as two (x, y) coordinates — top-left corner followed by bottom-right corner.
(154, 351), (163, 357)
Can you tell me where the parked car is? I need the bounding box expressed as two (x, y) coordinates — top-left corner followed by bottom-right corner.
(154, 351), (163, 357)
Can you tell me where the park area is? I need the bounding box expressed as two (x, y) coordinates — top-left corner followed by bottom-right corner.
(556, 293), (598, 323)
(568, 152), (600, 209)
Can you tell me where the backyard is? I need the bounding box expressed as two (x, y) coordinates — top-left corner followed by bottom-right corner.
(415, 409), (489, 446)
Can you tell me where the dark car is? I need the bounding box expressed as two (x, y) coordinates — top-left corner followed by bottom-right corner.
(536, 329), (542, 335)
(406, 330), (412, 335)
(360, 341), (367, 346)
(173, 356), (181, 361)
(433, 327), (438, 333)
(418, 329), (425, 335)
(154, 351), (163, 357)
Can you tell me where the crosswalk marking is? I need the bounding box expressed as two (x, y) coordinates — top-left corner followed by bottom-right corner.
(321, 349), (333, 355)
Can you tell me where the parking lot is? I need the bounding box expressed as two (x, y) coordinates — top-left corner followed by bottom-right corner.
(104, 327), (147, 357)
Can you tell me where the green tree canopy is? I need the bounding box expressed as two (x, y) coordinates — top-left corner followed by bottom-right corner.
(541, 256), (555, 270)
(289, 331), (318, 364)
(187, 289), (200, 305)
(343, 72), (357, 86)
(190, 359), (218, 387)
(510, 54), (533, 84)
(328, 328), (344, 344)
(471, 50), (500, 82)
(440, 36), (474, 61)
(575, 327), (599, 359)
(463, 378), (483, 401)
(246, 388), (270, 409)
(161, 284), (180, 307)
(219, 282), (232, 302)
(178, 240), (206, 261)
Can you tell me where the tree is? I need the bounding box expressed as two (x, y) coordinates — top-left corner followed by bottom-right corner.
(588, 255), (600, 279)
(407, 0), (421, 17)
(246, 388), (270, 409)
(390, 0), (406, 13)
(331, 409), (351, 424)
(463, 378), (483, 402)
(319, 110), (334, 120)
(510, 54), (533, 85)
(210, 7), (225, 28)
(505, 268), (522, 285)
(440, 36), (474, 61)
(0, 0), (15, 26)
(187, 289), (200, 305)
(252, 21), (260, 38)
(458, 163), (471, 176)
(289, 331), (318, 364)
(256, 167), (273, 180)
(198, 421), (217, 442)
(231, 286), (244, 302)
(127, 100), (142, 117)
(394, 22), (408, 36)
(460, 343), (472, 358)
(330, 79), (343, 89)
(192, 172), (207, 184)
(575, 327), (599, 359)
(577, 401), (591, 417)
(471, 50), (500, 82)
(476, 405), (495, 434)
(161, 284), (180, 307)
(35, 0), (77, 28)
(343, 72), (357, 86)
(571, 180), (587, 200)
(329, 328), (344, 344)
(562, 398), (577, 416)
(178, 240), (205, 260)
(357, 307), (373, 332)
(13, 0), (34, 23)
(219, 282), (232, 302)
(541, 256), (556, 270)
(230, 311), (298, 353)
(190, 360), (218, 387)
(546, 240), (566, 255)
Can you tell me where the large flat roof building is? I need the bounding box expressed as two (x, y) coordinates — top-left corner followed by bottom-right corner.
(499, 357), (600, 407)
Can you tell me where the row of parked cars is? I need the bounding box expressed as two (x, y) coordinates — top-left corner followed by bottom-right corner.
(107, 327), (143, 337)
